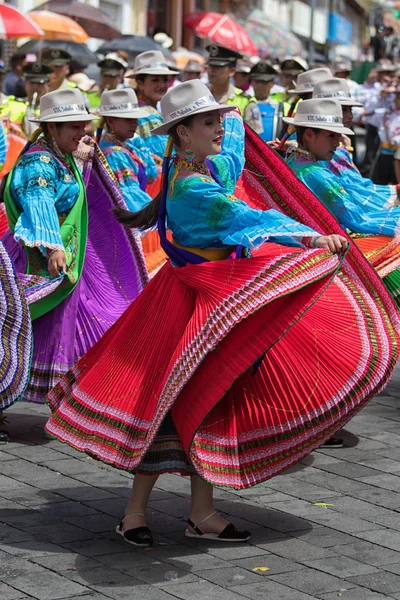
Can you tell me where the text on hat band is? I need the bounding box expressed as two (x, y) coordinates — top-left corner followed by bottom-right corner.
(167, 95), (217, 120)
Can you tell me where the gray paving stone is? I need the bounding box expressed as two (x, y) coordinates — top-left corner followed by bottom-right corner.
(304, 555), (379, 577)
(89, 583), (177, 600)
(60, 566), (136, 587)
(352, 528), (400, 551)
(30, 552), (101, 572)
(270, 566), (356, 596)
(267, 478), (342, 502)
(349, 487), (400, 510)
(202, 542), (272, 560)
(24, 522), (96, 544)
(65, 514), (118, 534)
(336, 540), (400, 567)
(81, 498), (127, 519)
(320, 587), (397, 599)
(0, 582), (27, 600)
(61, 538), (129, 557)
(154, 580), (247, 599)
(358, 457), (400, 474)
(230, 581), (320, 599)
(53, 486), (119, 502)
(288, 527), (357, 548)
(6, 571), (90, 600)
(0, 539), (67, 559)
(345, 570), (400, 594)
(359, 474), (400, 492)
(256, 537), (337, 561)
(0, 524), (34, 544)
(152, 549), (231, 572)
(193, 565), (261, 587)
(231, 553), (303, 575)
(315, 462), (381, 479)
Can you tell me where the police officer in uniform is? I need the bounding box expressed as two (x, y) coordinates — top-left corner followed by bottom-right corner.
(206, 44), (263, 135)
(84, 54), (128, 112)
(250, 61), (279, 103)
(1, 62), (53, 137)
(42, 48), (76, 92)
(250, 61), (282, 142)
(271, 56), (308, 106)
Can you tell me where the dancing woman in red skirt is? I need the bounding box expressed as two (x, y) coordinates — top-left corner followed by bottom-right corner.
(46, 81), (399, 547)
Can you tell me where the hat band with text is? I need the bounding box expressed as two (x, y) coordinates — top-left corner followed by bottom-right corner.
(51, 103), (86, 115)
(39, 103), (87, 119)
(314, 91), (351, 99)
(101, 102), (140, 111)
(167, 94), (218, 121)
(298, 114), (342, 124)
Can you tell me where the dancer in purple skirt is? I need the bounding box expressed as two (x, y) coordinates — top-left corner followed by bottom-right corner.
(1, 88), (148, 406)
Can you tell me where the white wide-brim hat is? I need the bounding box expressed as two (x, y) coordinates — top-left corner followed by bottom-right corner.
(283, 98), (354, 135)
(29, 88), (95, 123)
(128, 50), (179, 77)
(97, 88), (149, 118)
(151, 79), (234, 136)
(312, 78), (363, 107)
(288, 68), (332, 95)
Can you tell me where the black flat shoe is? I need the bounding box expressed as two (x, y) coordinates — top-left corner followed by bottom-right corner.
(322, 436), (344, 448)
(185, 511), (251, 543)
(115, 513), (153, 547)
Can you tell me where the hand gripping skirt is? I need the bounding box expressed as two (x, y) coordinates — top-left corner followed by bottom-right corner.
(45, 240), (398, 489)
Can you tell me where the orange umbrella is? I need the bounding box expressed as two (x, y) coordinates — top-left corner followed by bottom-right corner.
(29, 10), (89, 43)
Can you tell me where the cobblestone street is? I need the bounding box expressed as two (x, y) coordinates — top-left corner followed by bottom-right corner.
(1, 368), (400, 600)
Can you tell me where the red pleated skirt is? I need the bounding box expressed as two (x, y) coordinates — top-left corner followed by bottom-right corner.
(45, 241), (398, 489)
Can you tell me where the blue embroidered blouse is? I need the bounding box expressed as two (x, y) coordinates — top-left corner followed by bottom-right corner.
(100, 137), (152, 213)
(166, 111), (320, 250)
(10, 148), (78, 253)
(287, 151), (400, 236)
(322, 148), (398, 209)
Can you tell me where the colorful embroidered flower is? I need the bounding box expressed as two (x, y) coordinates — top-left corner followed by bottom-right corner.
(40, 154), (50, 163)
(64, 174), (71, 183)
(38, 177), (47, 187)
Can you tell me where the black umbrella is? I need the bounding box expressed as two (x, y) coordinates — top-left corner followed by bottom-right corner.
(34, 0), (121, 40)
(97, 35), (172, 64)
(18, 39), (98, 65)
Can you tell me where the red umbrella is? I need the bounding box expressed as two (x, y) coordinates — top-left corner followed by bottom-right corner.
(184, 12), (257, 56)
(0, 4), (43, 38)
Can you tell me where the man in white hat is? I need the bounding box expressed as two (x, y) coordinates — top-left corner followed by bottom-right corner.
(97, 88), (155, 213)
(312, 78), (400, 206)
(126, 51), (179, 159)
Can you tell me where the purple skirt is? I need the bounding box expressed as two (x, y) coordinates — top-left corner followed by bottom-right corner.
(2, 143), (148, 403)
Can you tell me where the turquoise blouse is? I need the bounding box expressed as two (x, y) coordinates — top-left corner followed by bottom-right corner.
(167, 111), (320, 250)
(287, 152), (400, 236)
(11, 149), (78, 253)
(0, 120), (7, 171)
(100, 138), (152, 213)
(322, 148), (398, 209)
(137, 104), (168, 159)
